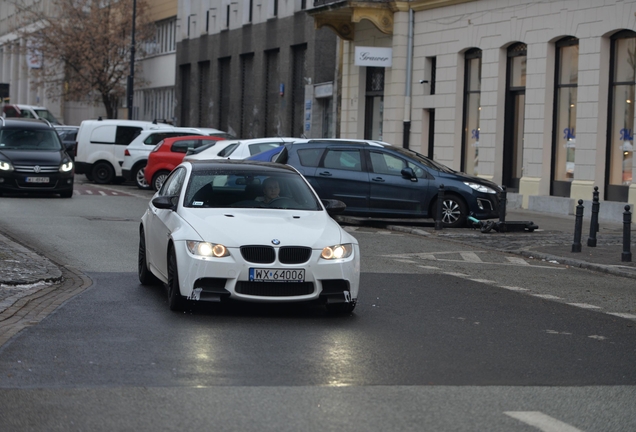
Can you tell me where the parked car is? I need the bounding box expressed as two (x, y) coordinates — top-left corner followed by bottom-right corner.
(0, 118), (74, 197)
(54, 125), (79, 159)
(183, 137), (298, 162)
(248, 139), (503, 228)
(121, 127), (224, 189)
(138, 159), (359, 313)
(144, 135), (227, 191)
(2, 104), (63, 125)
(74, 119), (178, 184)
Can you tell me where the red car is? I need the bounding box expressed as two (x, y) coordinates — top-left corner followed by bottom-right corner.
(145, 135), (226, 190)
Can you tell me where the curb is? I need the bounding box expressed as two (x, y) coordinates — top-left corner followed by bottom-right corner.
(0, 231), (63, 286)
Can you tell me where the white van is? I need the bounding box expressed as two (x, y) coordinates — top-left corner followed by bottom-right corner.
(74, 119), (174, 184)
(2, 104), (63, 125)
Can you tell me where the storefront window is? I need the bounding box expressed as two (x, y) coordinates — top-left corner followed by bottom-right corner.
(552, 38), (578, 197)
(607, 31), (636, 201)
(462, 49), (482, 176)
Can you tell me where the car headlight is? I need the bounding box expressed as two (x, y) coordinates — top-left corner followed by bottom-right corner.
(464, 182), (497, 194)
(59, 161), (73, 172)
(0, 161), (14, 171)
(321, 244), (353, 260)
(186, 241), (230, 257)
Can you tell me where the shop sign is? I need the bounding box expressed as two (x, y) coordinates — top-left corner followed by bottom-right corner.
(354, 47), (392, 67)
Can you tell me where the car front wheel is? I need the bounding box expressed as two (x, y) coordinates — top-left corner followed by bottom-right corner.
(433, 195), (467, 228)
(167, 245), (186, 311)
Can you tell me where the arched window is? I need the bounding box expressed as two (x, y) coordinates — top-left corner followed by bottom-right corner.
(551, 37), (579, 197)
(606, 30), (635, 202)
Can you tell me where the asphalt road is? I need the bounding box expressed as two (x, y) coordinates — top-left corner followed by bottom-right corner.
(0, 179), (635, 431)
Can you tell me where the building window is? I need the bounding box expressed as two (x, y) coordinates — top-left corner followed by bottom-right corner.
(502, 42), (527, 191)
(462, 48), (481, 176)
(364, 67), (384, 141)
(606, 30), (635, 202)
(551, 37), (579, 197)
(144, 18), (176, 56)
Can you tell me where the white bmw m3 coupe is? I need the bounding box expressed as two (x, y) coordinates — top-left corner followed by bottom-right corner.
(139, 160), (360, 313)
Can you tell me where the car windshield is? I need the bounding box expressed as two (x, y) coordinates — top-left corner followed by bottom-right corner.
(390, 146), (456, 173)
(34, 109), (62, 125)
(184, 169), (322, 211)
(0, 128), (63, 150)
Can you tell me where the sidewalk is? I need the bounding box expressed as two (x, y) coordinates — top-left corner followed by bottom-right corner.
(0, 208), (634, 309)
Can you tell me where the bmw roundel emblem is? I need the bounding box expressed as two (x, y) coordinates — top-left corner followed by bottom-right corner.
(271, 239), (280, 245)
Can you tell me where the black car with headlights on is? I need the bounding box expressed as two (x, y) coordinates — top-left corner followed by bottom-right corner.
(0, 118), (74, 197)
(249, 139), (503, 228)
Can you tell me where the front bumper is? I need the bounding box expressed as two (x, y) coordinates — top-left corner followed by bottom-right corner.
(172, 241), (360, 304)
(0, 171), (74, 193)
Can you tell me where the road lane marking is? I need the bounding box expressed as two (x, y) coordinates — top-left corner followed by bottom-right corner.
(504, 411), (583, 432)
(469, 278), (497, 284)
(460, 251), (483, 263)
(532, 294), (562, 300)
(417, 265), (440, 270)
(500, 286), (530, 291)
(444, 272), (469, 277)
(99, 191), (106, 196)
(607, 312), (636, 319)
(506, 256), (530, 265)
(566, 303), (601, 309)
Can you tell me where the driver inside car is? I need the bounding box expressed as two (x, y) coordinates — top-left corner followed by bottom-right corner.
(256, 177), (280, 204)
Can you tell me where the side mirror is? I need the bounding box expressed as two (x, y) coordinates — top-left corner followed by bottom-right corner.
(401, 167), (418, 182)
(152, 195), (178, 210)
(322, 199), (346, 215)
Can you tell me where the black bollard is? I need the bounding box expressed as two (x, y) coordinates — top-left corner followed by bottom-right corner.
(498, 186), (507, 233)
(622, 205), (632, 263)
(572, 199), (584, 253)
(587, 186), (600, 247)
(435, 184), (445, 230)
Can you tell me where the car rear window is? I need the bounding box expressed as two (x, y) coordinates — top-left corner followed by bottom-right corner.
(297, 148), (323, 167)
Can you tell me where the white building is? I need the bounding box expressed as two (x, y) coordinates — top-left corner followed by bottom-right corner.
(309, 0), (636, 217)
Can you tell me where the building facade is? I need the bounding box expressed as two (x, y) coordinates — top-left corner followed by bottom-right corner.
(0, 0), (178, 125)
(309, 0), (636, 215)
(175, 0), (338, 138)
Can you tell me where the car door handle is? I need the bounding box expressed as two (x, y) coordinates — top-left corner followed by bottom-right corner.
(319, 171), (333, 177)
(372, 177), (385, 182)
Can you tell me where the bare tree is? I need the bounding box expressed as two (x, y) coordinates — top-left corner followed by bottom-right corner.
(10, 0), (155, 119)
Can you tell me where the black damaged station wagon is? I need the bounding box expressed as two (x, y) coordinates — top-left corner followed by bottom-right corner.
(0, 118), (74, 198)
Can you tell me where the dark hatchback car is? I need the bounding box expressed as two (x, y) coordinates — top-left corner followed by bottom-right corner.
(249, 139), (502, 228)
(0, 118), (74, 198)
(55, 125), (80, 160)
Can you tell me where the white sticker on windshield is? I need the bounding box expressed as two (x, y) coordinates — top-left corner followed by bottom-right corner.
(192, 201), (204, 206)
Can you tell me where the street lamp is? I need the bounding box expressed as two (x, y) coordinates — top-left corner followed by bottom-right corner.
(127, 0), (137, 120)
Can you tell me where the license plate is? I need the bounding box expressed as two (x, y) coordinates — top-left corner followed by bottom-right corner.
(249, 268), (305, 282)
(26, 177), (50, 183)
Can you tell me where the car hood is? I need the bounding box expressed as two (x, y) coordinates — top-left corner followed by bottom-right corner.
(180, 208), (348, 248)
(0, 149), (64, 165)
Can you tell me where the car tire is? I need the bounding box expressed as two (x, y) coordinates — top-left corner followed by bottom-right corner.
(152, 170), (170, 191)
(433, 194), (467, 228)
(138, 227), (160, 285)
(326, 301), (356, 314)
(167, 245), (186, 311)
(92, 162), (115, 184)
(59, 189), (73, 198)
(133, 164), (150, 189)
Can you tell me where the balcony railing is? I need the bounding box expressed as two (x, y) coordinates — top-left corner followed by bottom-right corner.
(312, 0), (392, 7)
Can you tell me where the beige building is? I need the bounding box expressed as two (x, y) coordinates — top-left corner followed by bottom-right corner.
(309, 0), (636, 220)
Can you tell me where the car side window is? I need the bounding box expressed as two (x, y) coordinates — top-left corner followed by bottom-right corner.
(217, 143), (238, 157)
(297, 148), (323, 167)
(322, 149), (362, 171)
(158, 168), (186, 197)
(369, 151), (424, 177)
(248, 142), (281, 156)
(171, 140), (198, 153)
(115, 126), (143, 145)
